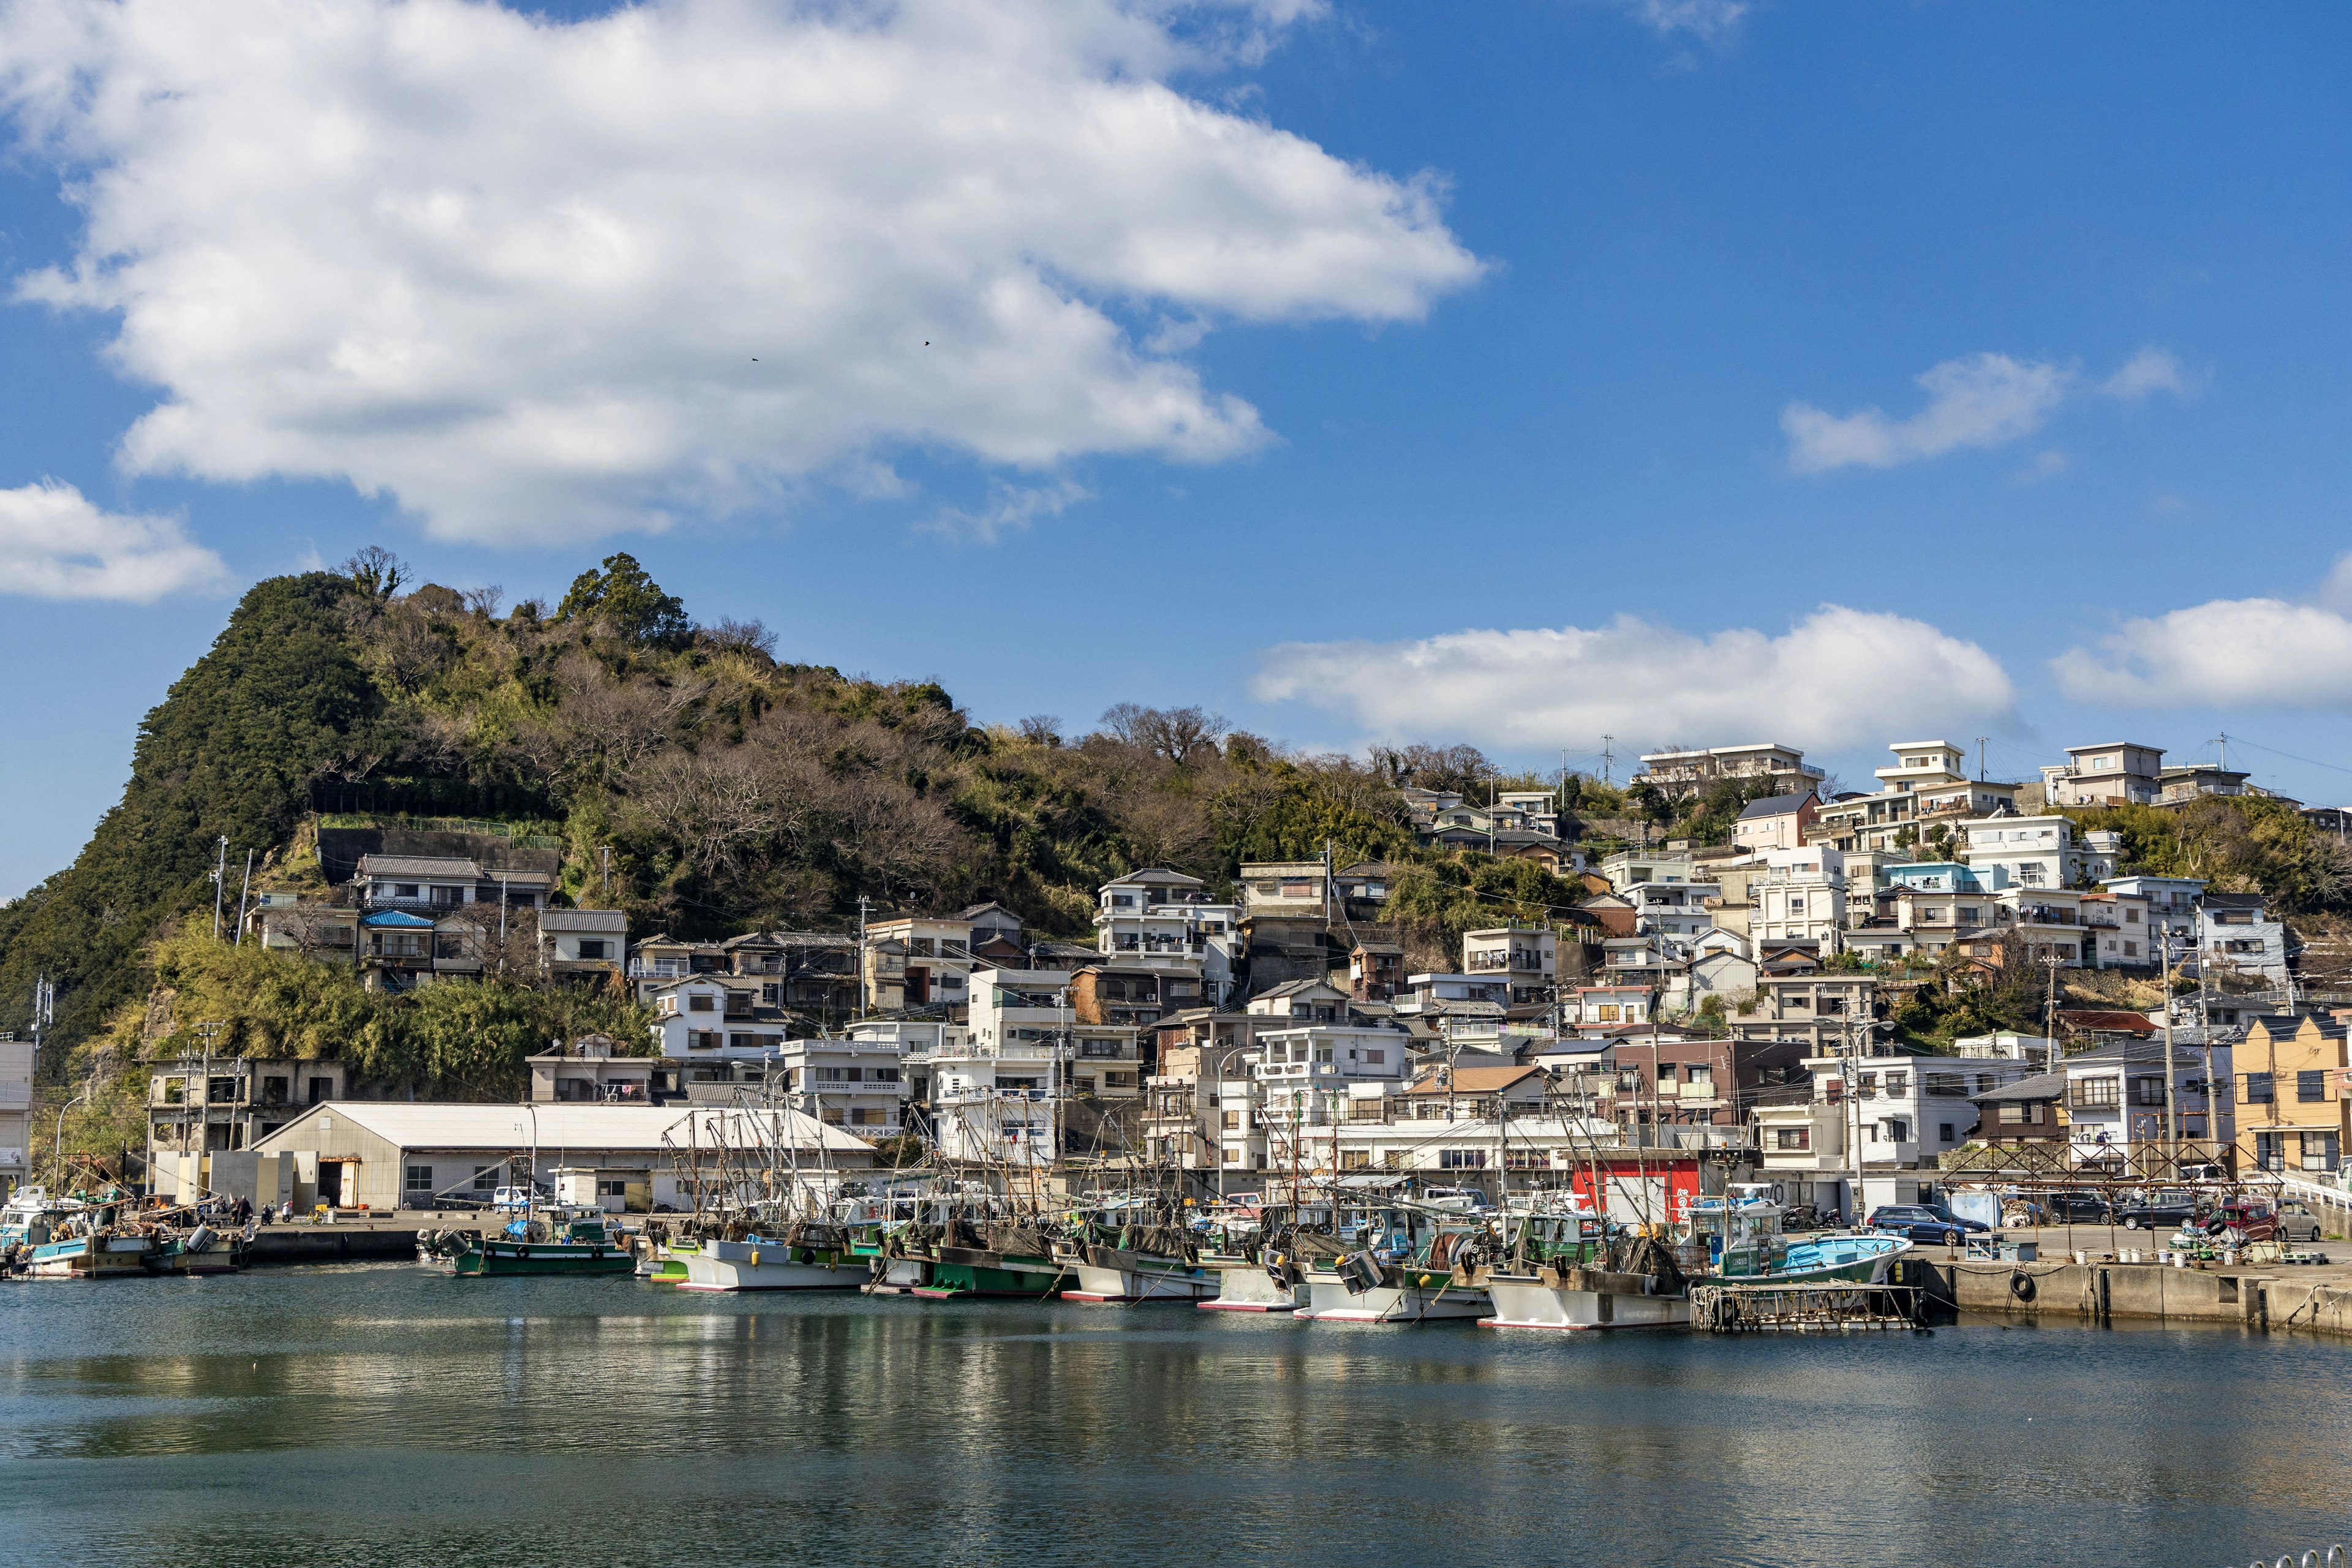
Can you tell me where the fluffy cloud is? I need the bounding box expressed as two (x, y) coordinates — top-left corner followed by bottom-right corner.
(2054, 598), (2352, 710)
(0, 0), (1480, 543)
(1782, 353), (2070, 473)
(0, 480), (228, 600)
(1783, 345), (2190, 474)
(1253, 605), (2016, 753)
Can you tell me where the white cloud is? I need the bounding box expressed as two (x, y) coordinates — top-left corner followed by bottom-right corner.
(0, 0), (1480, 545)
(2100, 345), (2192, 402)
(2055, 598), (2352, 710)
(0, 480), (228, 600)
(1782, 353), (2071, 473)
(921, 478), (1090, 545)
(1253, 605), (2016, 753)
(1624, 0), (1750, 42)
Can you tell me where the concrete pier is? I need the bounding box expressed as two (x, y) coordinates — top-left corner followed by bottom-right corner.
(1926, 1256), (2352, 1335)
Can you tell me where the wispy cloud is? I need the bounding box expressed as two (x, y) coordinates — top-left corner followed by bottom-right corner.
(0, 480), (228, 601)
(1782, 353), (2070, 473)
(2100, 345), (2193, 402)
(1783, 344), (2190, 475)
(922, 479), (1091, 545)
(1623, 0), (1749, 43)
(1254, 605), (2016, 753)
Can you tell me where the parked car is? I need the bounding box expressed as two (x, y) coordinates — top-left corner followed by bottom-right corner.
(2276, 1200), (2327, 1244)
(1867, 1204), (1987, 1245)
(2043, 1189), (2118, 1225)
(2198, 1199), (2280, 1244)
(2119, 1189), (2202, 1231)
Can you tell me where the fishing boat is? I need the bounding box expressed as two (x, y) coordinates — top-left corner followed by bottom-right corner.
(679, 1224), (861, 1292)
(1479, 1198), (1691, 1332)
(151, 1223), (245, 1275)
(419, 1210), (636, 1277)
(1297, 1204), (1492, 1324)
(1684, 1186), (1913, 1285)
(23, 1229), (161, 1279)
(1054, 1200), (1216, 1304)
(920, 1220), (1066, 1298)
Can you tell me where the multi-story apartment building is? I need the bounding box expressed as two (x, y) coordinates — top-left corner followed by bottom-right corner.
(1461, 926), (1557, 1006)
(1753, 848), (1845, 950)
(0, 1034), (31, 1194)
(1811, 742), (2021, 854)
(2041, 742), (2166, 807)
(2237, 1013), (2345, 1175)
(2201, 893), (2290, 991)
(1632, 742), (1823, 801)
(146, 1056), (349, 1169)
(644, 975), (796, 1090)
(1730, 973), (1877, 1055)
(2064, 1039), (2236, 1163)
(863, 913), (984, 1014)
(2101, 875), (2208, 940)
(774, 1036), (907, 1137)
(966, 966), (1140, 1098)
(1596, 850), (1695, 891)
(1960, 815), (2119, 891)
(1623, 881), (1719, 944)
(1093, 869), (1241, 1003)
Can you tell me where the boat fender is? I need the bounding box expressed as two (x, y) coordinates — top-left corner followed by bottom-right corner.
(2009, 1270), (2036, 1303)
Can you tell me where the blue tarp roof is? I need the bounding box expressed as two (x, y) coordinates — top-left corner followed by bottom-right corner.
(361, 910), (435, 928)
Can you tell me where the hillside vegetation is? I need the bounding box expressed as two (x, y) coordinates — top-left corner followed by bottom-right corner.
(0, 552), (1578, 1082)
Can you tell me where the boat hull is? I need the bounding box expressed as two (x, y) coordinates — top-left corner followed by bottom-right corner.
(428, 1239), (636, 1277)
(1300, 1270), (1490, 1323)
(1480, 1274), (1689, 1332)
(1197, 1262), (1299, 1313)
(677, 1238), (859, 1292)
(1724, 1232), (1914, 1286)
(916, 1246), (1063, 1298)
(24, 1235), (156, 1279)
(862, 1255), (932, 1294)
(1059, 1246), (1219, 1305)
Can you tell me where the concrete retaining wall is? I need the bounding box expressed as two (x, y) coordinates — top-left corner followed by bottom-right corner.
(1934, 1257), (2352, 1334)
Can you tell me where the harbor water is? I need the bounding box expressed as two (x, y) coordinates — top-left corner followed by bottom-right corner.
(1, 1263), (2345, 1568)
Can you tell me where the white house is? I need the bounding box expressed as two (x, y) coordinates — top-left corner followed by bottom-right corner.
(2062, 1041), (2236, 1161)
(1961, 815), (2119, 891)
(1093, 869), (1242, 1002)
(1754, 847), (1846, 950)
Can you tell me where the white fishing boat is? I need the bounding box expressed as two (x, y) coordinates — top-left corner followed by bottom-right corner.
(1196, 1251), (1300, 1312)
(1479, 1197), (1691, 1332)
(24, 1230), (160, 1279)
(1297, 1205), (1491, 1324)
(678, 1232), (861, 1292)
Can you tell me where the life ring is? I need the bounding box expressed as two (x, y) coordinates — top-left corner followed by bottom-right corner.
(2009, 1270), (2036, 1303)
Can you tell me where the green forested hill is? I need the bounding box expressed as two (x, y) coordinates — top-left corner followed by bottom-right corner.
(0, 552), (1582, 1078)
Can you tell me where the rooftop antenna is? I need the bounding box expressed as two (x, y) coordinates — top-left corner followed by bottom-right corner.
(1975, 736), (1988, 784)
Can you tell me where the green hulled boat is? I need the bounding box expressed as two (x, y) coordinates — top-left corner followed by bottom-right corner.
(421, 1212), (636, 1277)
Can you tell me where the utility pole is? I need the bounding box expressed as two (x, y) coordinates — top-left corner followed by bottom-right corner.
(1976, 737), (1988, 784)
(2160, 926), (2179, 1159)
(856, 895), (872, 1017)
(1600, 736), (1615, 788)
(210, 835), (228, 940)
(233, 849), (254, 944)
(601, 845), (611, 897)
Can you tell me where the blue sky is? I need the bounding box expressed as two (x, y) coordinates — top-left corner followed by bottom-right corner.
(2, 0), (2351, 895)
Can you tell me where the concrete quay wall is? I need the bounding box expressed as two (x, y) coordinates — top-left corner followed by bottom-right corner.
(1932, 1258), (2352, 1336)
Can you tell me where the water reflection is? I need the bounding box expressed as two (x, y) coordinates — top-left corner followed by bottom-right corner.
(0, 1265), (2344, 1567)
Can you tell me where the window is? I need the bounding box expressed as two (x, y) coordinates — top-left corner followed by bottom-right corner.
(1687, 1065), (1713, 1088)
(1596, 1005), (1619, 1023)
(1938, 1123), (1956, 1143)
(472, 1166), (499, 1191)
(576, 940), (609, 960)
(1221, 1110), (1241, 1130)
(307, 1076), (334, 1105)
(1885, 1072), (1909, 1095)
(1999, 1103), (2025, 1125)
(2299, 1070), (2328, 1104)
(2074, 1077), (2121, 1109)
(849, 1107), (885, 1126)
(2303, 1133), (2340, 1172)
(816, 1066), (862, 1082)
(2124, 942), (2138, 957)
(1924, 1073), (1965, 1096)
(1365, 1050), (1385, 1065)
(1223, 1148), (1240, 1164)
(2130, 1076), (2166, 1107)
(405, 1165), (434, 1194)
(1881, 1118), (1910, 1142)
(1438, 1149), (1487, 1169)
(728, 1033), (764, 1050)
(1773, 1127), (1809, 1150)
(688, 993), (715, 1012)
(689, 1031), (722, 1051)
(2246, 1072), (2275, 1104)
(870, 1067), (902, 1083)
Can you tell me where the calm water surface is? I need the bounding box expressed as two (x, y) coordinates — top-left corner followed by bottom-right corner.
(0, 1262), (2345, 1568)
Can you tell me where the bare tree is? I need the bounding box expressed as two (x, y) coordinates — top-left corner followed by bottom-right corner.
(1098, 703), (1227, 764)
(1017, 714), (1063, 747)
(703, 617), (779, 659)
(339, 545), (409, 600)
